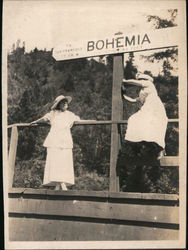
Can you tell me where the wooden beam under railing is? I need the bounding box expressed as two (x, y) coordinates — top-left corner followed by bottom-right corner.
(8, 126), (18, 189)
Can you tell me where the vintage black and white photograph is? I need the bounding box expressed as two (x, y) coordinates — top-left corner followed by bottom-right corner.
(2, 0), (187, 249)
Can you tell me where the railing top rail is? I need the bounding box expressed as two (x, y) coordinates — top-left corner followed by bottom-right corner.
(7, 121), (127, 129)
(7, 118), (179, 129)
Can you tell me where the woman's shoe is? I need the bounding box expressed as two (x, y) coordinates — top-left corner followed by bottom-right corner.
(54, 183), (61, 190)
(61, 182), (67, 190)
(157, 149), (166, 160)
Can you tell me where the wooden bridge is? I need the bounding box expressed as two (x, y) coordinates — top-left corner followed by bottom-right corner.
(8, 119), (179, 241)
(9, 188), (179, 241)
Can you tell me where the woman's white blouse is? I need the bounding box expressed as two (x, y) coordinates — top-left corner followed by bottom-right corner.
(43, 110), (80, 149)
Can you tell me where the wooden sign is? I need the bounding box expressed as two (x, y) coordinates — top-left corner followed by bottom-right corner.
(53, 27), (179, 61)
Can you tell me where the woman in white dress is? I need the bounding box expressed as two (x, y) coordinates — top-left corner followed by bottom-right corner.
(30, 95), (86, 190)
(122, 72), (168, 153)
(117, 73), (168, 191)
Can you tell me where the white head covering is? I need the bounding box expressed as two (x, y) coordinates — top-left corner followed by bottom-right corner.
(51, 95), (72, 110)
(136, 73), (154, 82)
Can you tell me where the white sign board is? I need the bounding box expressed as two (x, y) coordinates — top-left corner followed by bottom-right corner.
(53, 27), (179, 61)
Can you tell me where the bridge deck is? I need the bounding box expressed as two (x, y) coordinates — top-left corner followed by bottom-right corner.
(9, 188), (179, 241)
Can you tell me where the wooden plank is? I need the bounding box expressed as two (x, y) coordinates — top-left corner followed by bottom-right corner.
(109, 192), (179, 201)
(160, 156), (179, 166)
(9, 217), (178, 241)
(8, 188), (179, 201)
(8, 126), (18, 188)
(110, 54), (124, 192)
(9, 198), (179, 224)
(8, 188), (109, 198)
(168, 118), (179, 123)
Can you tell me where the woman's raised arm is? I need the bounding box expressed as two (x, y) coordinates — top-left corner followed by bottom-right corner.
(122, 78), (144, 87)
(122, 94), (137, 103)
(122, 78), (152, 88)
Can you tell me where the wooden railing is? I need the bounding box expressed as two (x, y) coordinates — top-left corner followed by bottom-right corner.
(7, 118), (179, 128)
(8, 119), (179, 189)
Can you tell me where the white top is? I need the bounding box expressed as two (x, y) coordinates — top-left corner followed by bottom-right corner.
(43, 110), (80, 149)
(125, 79), (168, 148)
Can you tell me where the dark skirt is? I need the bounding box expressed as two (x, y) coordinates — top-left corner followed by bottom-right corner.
(117, 140), (163, 168)
(117, 140), (163, 192)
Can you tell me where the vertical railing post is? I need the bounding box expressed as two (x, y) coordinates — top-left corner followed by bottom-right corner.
(110, 54), (124, 192)
(8, 126), (18, 189)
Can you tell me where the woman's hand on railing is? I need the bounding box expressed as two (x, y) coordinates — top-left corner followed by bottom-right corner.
(29, 121), (38, 126)
(29, 119), (44, 126)
(29, 117), (48, 126)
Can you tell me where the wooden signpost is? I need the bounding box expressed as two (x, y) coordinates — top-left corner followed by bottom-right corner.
(110, 54), (124, 191)
(52, 26), (179, 192)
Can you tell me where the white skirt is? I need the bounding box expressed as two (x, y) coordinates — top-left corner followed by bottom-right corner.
(43, 148), (74, 186)
(125, 101), (167, 148)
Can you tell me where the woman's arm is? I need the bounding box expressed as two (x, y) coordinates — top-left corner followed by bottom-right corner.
(30, 111), (53, 125)
(30, 117), (48, 125)
(122, 94), (137, 103)
(122, 78), (146, 87)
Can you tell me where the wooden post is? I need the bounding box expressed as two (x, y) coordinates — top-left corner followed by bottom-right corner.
(109, 54), (124, 192)
(8, 126), (18, 189)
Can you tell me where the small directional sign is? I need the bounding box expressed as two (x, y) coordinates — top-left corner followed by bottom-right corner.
(53, 27), (179, 61)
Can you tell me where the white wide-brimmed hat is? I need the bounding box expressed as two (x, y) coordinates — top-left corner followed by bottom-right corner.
(136, 73), (154, 82)
(51, 95), (72, 110)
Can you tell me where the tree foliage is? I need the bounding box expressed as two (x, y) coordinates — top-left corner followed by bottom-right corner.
(147, 9), (177, 29)
(143, 9), (178, 79)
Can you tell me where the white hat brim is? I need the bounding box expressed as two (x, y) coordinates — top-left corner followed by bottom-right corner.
(51, 96), (72, 110)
